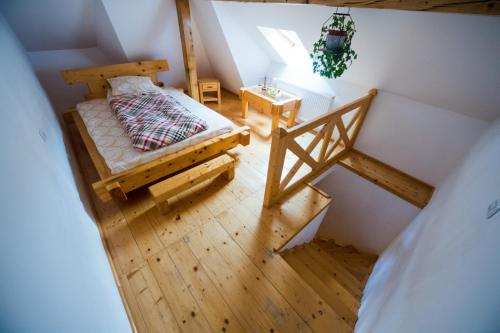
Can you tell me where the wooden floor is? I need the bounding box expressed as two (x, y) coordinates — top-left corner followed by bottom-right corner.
(67, 90), (357, 333)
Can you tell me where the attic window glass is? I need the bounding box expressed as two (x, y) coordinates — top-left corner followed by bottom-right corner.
(257, 26), (309, 65)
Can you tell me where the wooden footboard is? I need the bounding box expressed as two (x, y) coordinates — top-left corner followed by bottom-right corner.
(91, 126), (250, 201)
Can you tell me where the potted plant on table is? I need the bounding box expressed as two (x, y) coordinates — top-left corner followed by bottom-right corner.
(310, 12), (357, 79)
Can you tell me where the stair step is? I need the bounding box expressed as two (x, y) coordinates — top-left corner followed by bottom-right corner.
(307, 243), (365, 299)
(292, 248), (360, 313)
(282, 249), (358, 328)
(327, 252), (376, 280)
(314, 239), (359, 255)
(329, 252), (377, 268)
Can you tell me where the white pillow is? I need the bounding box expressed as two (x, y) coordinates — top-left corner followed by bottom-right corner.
(107, 76), (158, 96)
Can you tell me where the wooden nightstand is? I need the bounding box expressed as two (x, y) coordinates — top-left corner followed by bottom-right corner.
(198, 79), (221, 104)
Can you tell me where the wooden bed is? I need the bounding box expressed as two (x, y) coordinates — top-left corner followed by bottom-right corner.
(61, 59), (250, 202)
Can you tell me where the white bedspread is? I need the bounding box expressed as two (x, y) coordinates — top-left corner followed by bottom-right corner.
(77, 88), (235, 175)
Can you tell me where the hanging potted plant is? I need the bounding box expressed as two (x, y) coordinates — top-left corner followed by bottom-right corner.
(326, 29), (347, 51)
(310, 12), (357, 79)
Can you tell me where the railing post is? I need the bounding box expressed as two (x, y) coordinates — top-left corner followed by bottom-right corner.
(348, 88), (377, 147)
(263, 127), (288, 208)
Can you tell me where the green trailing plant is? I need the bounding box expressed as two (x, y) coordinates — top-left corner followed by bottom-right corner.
(310, 13), (357, 79)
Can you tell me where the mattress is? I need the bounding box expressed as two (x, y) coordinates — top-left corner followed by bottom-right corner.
(77, 88), (235, 175)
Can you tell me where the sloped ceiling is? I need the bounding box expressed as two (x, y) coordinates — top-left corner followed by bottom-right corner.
(206, 2), (500, 121)
(0, 0), (213, 87)
(191, 0), (243, 93)
(0, 0), (96, 51)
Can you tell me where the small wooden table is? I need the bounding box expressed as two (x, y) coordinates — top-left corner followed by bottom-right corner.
(198, 78), (221, 104)
(240, 86), (301, 130)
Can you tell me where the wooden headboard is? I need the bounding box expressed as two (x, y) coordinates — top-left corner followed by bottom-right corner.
(61, 59), (169, 99)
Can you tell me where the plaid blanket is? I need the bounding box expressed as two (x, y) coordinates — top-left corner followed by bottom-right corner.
(109, 92), (208, 151)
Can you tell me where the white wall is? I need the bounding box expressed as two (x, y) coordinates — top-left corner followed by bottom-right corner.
(316, 166), (421, 254)
(212, 1), (272, 88)
(0, 0), (96, 51)
(191, 12), (214, 79)
(191, 0), (243, 92)
(101, 0), (214, 88)
(211, 3), (493, 253)
(357, 116), (500, 333)
(28, 48), (112, 114)
(0, 15), (131, 333)
(95, 0), (127, 63)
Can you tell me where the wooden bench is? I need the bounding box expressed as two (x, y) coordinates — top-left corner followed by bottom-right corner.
(149, 154), (235, 213)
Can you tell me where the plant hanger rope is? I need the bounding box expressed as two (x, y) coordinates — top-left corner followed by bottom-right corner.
(310, 7), (357, 79)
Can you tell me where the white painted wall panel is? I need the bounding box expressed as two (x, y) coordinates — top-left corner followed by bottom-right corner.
(0, 0), (96, 51)
(191, 0), (243, 93)
(357, 117), (500, 333)
(0, 15), (130, 333)
(28, 48), (111, 113)
(101, 0), (187, 87)
(95, 0), (127, 63)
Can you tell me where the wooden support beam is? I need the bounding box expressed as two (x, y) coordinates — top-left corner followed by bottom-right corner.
(176, 0), (200, 101)
(215, 0), (500, 16)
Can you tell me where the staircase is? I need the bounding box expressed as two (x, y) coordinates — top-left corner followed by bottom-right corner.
(281, 239), (377, 330)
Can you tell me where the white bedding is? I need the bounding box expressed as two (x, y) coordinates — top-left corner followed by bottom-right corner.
(77, 88), (235, 175)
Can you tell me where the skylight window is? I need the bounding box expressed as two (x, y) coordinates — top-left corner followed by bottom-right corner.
(257, 26), (310, 65)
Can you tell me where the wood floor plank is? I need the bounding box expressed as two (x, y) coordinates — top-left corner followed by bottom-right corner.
(216, 209), (351, 333)
(126, 265), (181, 333)
(118, 273), (148, 333)
(103, 215), (145, 275)
(148, 250), (213, 333)
(185, 224), (282, 332)
(202, 222), (313, 333)
(118, 192), (164, 260)
(167, 238), (246, 333)
(196, 176), (240, 217)
(145, 196), (197, 248)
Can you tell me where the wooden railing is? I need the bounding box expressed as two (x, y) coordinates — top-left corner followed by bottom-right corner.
(263, 89), (377, 207)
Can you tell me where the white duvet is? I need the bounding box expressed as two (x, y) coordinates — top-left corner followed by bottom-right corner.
(76, 88), (235, 175)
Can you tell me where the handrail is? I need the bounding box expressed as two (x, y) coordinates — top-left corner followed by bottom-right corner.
(263, 89), (377, 207)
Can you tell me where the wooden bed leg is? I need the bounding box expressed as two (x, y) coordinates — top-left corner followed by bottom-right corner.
(157, 201), (170, 215)
(105, 182), (127, 201)
(240, 130), (250, 146)
(62, 110), (76, 125)
(222, 161), (235, 181)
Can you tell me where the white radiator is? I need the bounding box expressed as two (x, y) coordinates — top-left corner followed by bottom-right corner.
(275, 78), (335, 122)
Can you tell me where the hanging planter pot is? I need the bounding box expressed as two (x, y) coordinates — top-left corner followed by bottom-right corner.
(325, 29), (347, 51)
(310, 11), (357, 78)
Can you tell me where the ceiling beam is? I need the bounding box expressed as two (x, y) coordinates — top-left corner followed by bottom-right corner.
(176, 0), (200, 101)
(215, 0), (500, 16)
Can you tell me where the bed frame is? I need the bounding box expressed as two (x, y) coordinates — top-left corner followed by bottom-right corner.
(61, 59), (250, 202)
